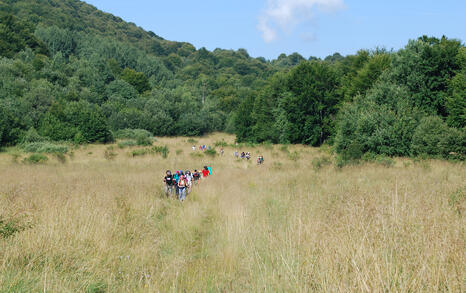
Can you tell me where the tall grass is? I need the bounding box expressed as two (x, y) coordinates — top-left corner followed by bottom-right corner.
(0, 133), (464, 292)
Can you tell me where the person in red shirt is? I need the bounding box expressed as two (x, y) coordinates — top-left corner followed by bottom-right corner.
(202, 166), (209, 178)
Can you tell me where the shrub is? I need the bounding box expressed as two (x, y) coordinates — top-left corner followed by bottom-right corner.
(113, 129), (153, 140)
(23, 142), (68, 154)
(152, 145), (169, 158)
(23, 153), (48, 164)
(21, 127), (45, 143)
(176, 149), (183, 155)
(118, 140), (137, 148)
(130, 148), (150, 157)
(136, 135), (153, 146)
(411, 116), (448, 157)
(214, 140), (228, 147)
(73, 131), (86, 145)
(375, 155), (395, 168)
(204, 149), (217, 157)
(362, 152), (395, 167)
(187, 138), (198, 144)
(342, 142), (363, 162)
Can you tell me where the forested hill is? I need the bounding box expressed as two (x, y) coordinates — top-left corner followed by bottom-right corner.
(0, 0), (464, 161)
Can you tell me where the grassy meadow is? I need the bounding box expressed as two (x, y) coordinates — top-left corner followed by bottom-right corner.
(0, 133), (464, 292)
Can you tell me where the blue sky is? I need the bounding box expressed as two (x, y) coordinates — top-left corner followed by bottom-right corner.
(84, 0), (465, 60)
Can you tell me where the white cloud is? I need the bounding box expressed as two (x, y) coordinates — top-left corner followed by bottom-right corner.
(258, 0), (345, 42)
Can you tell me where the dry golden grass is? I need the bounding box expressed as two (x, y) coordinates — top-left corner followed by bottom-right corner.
(0, 133), (464, 292)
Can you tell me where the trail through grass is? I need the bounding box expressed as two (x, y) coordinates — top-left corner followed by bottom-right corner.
(0, 134), (464, 292)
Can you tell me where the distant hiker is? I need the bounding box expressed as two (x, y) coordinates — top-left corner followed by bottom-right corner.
(163, 170), (174, 197)
(246, 152), (250, 160)
(192, 145), (196, 151)
(178, 174), (187, 201)
(241, 152), (245, 159)
(202, 166), (209, 178)
(234, 151), (239, 158)
(220, 148), (224, 156)
(257, 156), (264, 165)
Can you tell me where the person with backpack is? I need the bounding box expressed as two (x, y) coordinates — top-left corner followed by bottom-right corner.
(193, 169), (200, 185)
(178, 174), (188, 201)
(163, 170), (174, 197)
(202, 166), (209, 178)
(173, 171), (180, 196)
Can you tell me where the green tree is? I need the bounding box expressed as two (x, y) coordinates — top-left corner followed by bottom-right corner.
(120, 68), (150, 94)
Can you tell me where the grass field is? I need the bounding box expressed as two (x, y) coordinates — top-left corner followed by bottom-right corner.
(0, 133), (464, 292)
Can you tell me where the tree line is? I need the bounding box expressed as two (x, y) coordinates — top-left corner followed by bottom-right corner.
(0, 0), (464, 160)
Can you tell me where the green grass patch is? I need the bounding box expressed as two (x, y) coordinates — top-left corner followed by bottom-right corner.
(23, 142), (68, 154)
(118, 140), (138, 148)
(23, 153), (48, 164)
(214, 139), (228, 147)
(0, 217), (26, 239)
(204, 149), (217, 157)
(152, 145), (169, 158)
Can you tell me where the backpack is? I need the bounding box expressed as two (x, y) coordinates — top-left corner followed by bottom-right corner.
(178, 177), (186, 187)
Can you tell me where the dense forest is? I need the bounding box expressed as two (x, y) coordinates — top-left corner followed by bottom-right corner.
(0, 0), (464, 160)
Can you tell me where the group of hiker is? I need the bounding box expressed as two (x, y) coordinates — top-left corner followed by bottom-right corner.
(163, 166), (211, 201)
(195, 145), (211, 151)
(234, 151), (251, 160)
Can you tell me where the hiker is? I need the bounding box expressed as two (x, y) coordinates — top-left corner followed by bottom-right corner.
(174, 171), (180, 196)
(234, 151), (239, 158)
(192, 145), (196, 151)
(178, 174), (188, 201)
(257, 156), (264, 165)
(163, 170), (174, 197)
(185, 170), (192, 193)
(246, 152), (250, 160)
(193, 169), (200, 185)
(220, 148), (224, 156)
(241, 152), (245, 159)
(202, 166), (209, 178)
